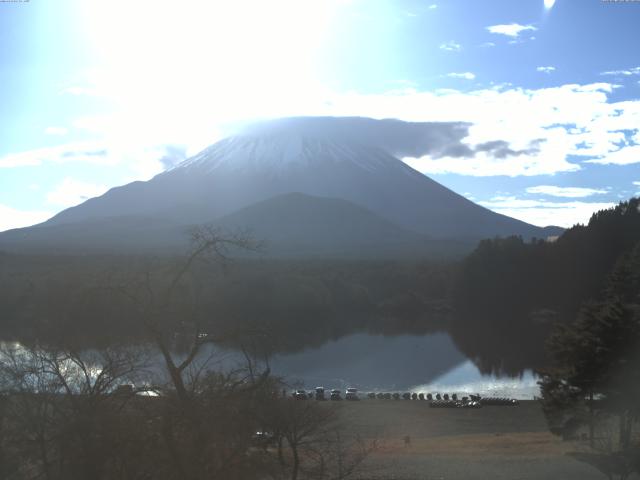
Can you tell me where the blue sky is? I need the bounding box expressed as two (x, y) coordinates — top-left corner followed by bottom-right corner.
(1, 0), (640, 230)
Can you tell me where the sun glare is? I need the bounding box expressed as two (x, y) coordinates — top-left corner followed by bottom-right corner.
(77, 0), (341, 143)
(544, 0), (556, 10)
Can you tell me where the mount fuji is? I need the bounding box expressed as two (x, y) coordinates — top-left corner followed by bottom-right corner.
(0, 117), (561, 256)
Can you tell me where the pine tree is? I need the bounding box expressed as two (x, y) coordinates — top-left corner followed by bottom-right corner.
(538, 241), (640, 451)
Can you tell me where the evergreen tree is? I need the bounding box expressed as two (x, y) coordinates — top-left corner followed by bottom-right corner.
(538, 241), (640, 454)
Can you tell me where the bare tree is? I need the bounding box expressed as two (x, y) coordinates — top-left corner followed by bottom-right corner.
(114, 225), (262, 400)
(0, 343), (149, 480)
(310, 429), (377, 480)
(108, 226), (274, 480)
(257, 397), (378, 480)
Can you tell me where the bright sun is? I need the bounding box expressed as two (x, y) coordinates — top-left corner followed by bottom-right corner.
(75, 0), (342, 148)
(81, 0), (337, 86)
(544, 0), (556, 10)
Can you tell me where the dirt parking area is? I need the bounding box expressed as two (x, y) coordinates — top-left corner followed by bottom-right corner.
(325, 400), (637, 480)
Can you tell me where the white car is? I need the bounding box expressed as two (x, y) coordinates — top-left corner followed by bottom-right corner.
(345, 387), (359, 401)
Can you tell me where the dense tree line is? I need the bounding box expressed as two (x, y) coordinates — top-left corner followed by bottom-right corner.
(0, 253), (454, 354)
(451, 198), (640, 374)
(537, 242), (640, 479)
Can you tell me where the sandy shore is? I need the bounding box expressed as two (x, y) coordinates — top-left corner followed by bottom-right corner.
(327, 400), (637, 480)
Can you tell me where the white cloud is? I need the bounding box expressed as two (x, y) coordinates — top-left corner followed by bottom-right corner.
(46, 178), (110, 208)
(480, 42), (496, 48)
(0, 204), (53, 232)
(28, 78), (639, 180)
(634, 181), (640, 186)
(446, 72), (476, 80)
(600, 67), (640, 76)
(536, 66), (556, 74)
(428, 4), (437, 9)
(0, 141), (184, 181)
(586, 144), (640, 166)
(487, 23), (537, 38)
(526, 185), (608, 198)
(439, 40), (461, 52)
(44, 126), (69, 135)
(354, 82), (634, 177)
(478, 197), (616, 227)
(0, 142), (115, 168)
(404, 148), (578, 177)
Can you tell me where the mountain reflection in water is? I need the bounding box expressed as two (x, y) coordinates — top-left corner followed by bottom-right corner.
(265, 333), (539, 398)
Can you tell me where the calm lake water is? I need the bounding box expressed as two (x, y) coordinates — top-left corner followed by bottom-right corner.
(265, 332), (540, 399)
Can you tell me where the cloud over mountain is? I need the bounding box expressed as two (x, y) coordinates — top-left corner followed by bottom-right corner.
(240, 116), (539, 165)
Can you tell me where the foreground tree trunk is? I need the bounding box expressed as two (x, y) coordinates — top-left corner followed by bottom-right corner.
(589, 390), (595, 448)
(291, 444), (300, 480)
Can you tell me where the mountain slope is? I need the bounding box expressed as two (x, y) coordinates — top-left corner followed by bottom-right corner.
(0, 117), (561, 255)
(216, 192), (468, 257)
(0, 193), (474, 257)
(0, 215), (188, 254)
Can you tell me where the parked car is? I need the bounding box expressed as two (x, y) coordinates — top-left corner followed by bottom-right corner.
(294, 389), (307, 400)
(251, 430), (275, 448)
(114, 384), (134, 396)
(345, 387), (359, 401)
(330, 389), (342, 401)
(315, 386), (326, 400)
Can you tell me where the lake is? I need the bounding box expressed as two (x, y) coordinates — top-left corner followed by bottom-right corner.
(265, 332), (540, 399)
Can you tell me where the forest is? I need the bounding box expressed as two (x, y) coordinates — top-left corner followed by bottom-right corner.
(0, 251), (453, 354)
(452, 198), (640, 374)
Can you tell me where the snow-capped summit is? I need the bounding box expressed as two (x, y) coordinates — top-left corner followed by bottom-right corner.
(174, 133), (391, 177)
(172, 115), (472, 176)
